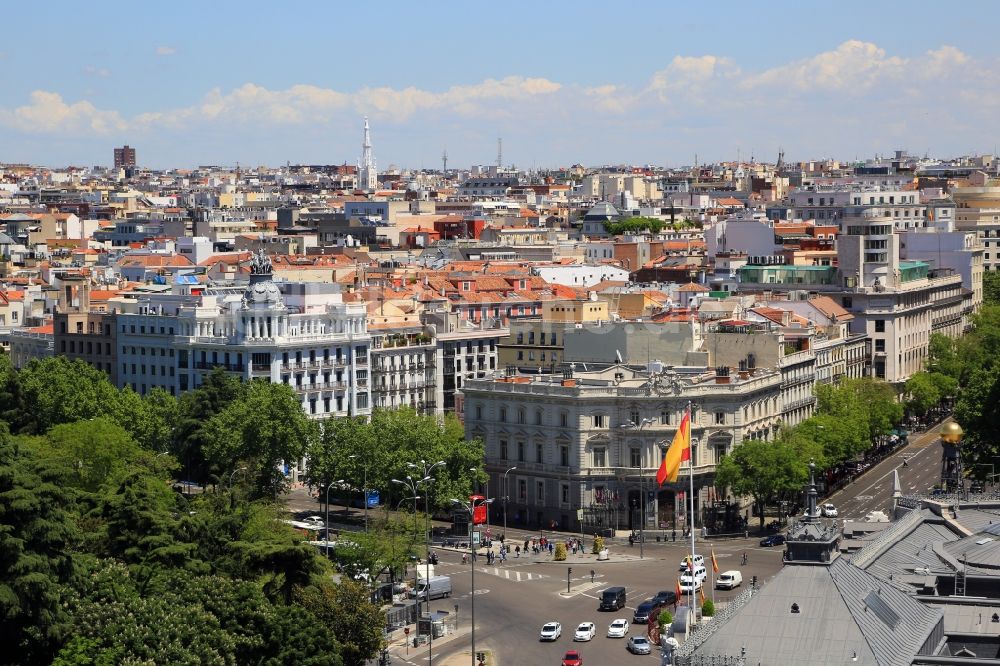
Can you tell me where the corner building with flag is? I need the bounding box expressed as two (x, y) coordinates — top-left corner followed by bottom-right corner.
(461, 362), (782, 535)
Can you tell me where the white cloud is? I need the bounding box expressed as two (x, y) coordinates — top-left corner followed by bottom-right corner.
(646, 55), (740, 103)
(2, 40), (997, 165)
(0, 91), (126, 134)
(741, 40), (914, 93)
(155, 46), (176, 56)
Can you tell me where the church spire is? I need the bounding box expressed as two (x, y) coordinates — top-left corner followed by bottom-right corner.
(359, 116), (377, 191)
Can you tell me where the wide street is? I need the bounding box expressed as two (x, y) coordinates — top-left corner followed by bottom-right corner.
(285, 424), (950, 666)
(825, 423), (945, 521)
(397, 537), (785, 666)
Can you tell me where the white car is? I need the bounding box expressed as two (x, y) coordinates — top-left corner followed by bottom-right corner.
(822, 503), (838, 518)
(678, 554), (705, 572)
(607, 618), (630, 638)
(573, 622), (596, 642)
(680, 567), (707, 593)
(539, 622), (562, 641)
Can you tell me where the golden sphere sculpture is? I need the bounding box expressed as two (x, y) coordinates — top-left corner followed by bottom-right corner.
(940, 421), (964, 445)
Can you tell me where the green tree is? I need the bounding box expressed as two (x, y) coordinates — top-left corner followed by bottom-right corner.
(984, 270), (1000, 306)
(174, 367), (245, 486)
(203, 379), (317, 498)
(0, 425), (79, 665)
(41, 418), (159, 493)
(56, 561), (343, 666)
(295, 580), (386, 666)
(928, 333), (964, 381)
(716, 437), (805, 531)
(603, 216), (665, 236)
(307, 416), (372, 517)
(904, 372), (941, 416)
(954, 365), (1000, 474)
(14, 357), (123, 434)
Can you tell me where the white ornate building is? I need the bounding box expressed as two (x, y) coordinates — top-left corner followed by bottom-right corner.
(114, 250), (372, 419)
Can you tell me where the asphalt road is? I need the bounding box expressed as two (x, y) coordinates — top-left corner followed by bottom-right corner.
(825, 425), (944, 521)
(396, 538), (786, 666)
(283, 422), (951, 665)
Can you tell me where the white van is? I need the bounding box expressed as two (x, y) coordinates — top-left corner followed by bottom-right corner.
(679, 566), (707, 593)
(715, 570), (742, 590)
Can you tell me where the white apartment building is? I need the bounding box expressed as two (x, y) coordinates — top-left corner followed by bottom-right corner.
(462, 363), (782, 535)
(772, 187), (926, 230)
(115, 251), (371, 419)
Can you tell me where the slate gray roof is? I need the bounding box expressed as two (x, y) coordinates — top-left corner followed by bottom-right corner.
(944, 530), (1000, 571)
(682, 558), (942, 665)
(865, 520), (959, 583)
(830, 557), (943, 665)
(582, 202), (621, 220)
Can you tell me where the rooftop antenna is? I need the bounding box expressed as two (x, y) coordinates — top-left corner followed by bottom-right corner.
(497, 137), (502, 170)
(442, 149), (448, 173)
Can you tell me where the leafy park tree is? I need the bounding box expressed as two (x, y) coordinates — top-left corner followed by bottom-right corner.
(13, 357), (126, 434)
(295, 579), (386, 666)
(716, 435), (806, 531)
(173, 367), (245, 486)
(0, 425), (79, 665)
(203, 379), (318, 498)
(904, 371), (942, 417)
(40, 417), (162, 493)
(954, 364), (1000, 475)
(55, 561), (343, 666)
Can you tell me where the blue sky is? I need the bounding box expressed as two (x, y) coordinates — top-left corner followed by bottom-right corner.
(2, 1), (999, 169)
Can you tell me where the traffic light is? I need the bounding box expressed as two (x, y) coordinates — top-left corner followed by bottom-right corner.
(568, 567), (573, 575)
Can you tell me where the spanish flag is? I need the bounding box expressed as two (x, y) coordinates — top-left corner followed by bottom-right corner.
(698, 585), (706, 605)
(675, 577), (682, 599)
(711, 549), (719, 574)
(656, 409), (691, 486)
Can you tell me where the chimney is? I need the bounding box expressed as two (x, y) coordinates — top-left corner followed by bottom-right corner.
(715, 366), (731, 384)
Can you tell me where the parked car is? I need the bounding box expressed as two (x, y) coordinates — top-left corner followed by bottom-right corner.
(539, 622), (562, 641)
(627, 636), (652, 655)
(562, 650), (583, 666)
(678, 554), (705, 572)
(573, 622), (596, 642)
(715, 571), (742, 590)
(633, 599), (661, 624)
(607, 618), (630, 638)
(652, 590), (678, 607)
(760, 534), (786, 547)
(822, 503), (838, 518)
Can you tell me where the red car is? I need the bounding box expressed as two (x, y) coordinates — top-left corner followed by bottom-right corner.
(562, 650), (583, 666)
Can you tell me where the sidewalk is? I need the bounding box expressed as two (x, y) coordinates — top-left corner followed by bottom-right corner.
(433, 543), (644, 564)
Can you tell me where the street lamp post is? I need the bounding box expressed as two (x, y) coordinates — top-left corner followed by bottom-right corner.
(325, 478), (344, 557)
(503, 466), (517, 541)
(227, 466), (247, 493)
(392, 476), (426, 539)
(451, 496), (494, 666)
(621, 418), (654, 558)
(407, 460), (446, 666)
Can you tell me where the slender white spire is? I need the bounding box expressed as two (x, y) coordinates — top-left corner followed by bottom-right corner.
(358, 116), (377, 190)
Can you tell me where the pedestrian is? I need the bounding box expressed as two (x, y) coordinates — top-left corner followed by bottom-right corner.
(629, 534), (635, 547)
(549, 542), (554, 555)
(741, 551), (748, 566)
(515, 545), (520, 558)
(671, 529), (676, 542)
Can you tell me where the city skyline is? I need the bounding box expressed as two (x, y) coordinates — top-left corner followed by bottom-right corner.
(3, 1), (1000, 168)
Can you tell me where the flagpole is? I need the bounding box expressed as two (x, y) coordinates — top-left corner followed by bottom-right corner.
(688, 401), (696, 629)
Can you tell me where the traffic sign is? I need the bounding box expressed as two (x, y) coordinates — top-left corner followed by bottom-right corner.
(472, 531), (481, 545)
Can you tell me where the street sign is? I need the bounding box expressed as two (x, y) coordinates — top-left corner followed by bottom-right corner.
(472, 531), (481, 545)
(366, 490), (380, 508)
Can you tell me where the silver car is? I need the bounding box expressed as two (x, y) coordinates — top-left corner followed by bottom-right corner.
(627, 635), (652, 654)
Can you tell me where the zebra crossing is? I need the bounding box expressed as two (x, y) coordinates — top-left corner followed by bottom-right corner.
(435, 561), (549, 583)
